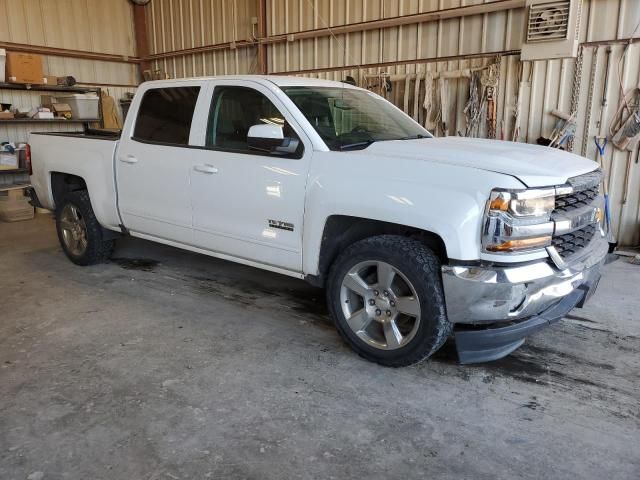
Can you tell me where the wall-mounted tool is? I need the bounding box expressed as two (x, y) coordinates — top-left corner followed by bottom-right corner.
(481, 60), (500, 139)
(463, 71), (482, 137)
(486, 86), (497, 139)
(366, 73), (392, 97)
(594, 136), (616, 249)
(539, 109), (575, 148)
(601, 47), (612, 108)
(610, 86), (640, 151)
(439, 77), (449, 136)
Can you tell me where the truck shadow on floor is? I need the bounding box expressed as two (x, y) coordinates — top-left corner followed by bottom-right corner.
(104, 246), (639, 419)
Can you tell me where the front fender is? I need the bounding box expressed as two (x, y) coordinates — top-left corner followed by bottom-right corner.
(302, 152), (526, 275)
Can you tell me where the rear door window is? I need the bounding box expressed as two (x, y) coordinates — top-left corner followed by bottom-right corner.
(133, 86), (200, 146)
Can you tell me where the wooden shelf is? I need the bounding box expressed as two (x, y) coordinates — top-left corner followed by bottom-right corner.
(0, 118), (99, 123)
(0, 168), (29, 174)
(0, 82), (97, 94)
(0, 83), (104, 134)
(0, 183), (30, 192)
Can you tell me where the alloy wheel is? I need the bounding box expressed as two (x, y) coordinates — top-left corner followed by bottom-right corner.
(59, 204), (89, 257)
(339, 260), (421, 350)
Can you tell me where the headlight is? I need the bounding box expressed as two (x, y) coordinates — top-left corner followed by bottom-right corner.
(483, 188), (555, 253)
(488, 189), (555, 218)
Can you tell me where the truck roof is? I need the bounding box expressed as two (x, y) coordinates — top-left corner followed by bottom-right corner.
(140, 75), (360, 90)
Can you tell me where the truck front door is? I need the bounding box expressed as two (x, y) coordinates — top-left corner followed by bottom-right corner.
(188, 81), (312, 272)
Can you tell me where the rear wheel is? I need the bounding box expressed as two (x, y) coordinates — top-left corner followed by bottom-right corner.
(327, 235), (451, 367)
(56, 191), (113, 266)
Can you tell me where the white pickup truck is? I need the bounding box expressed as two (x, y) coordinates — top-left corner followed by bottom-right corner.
(28, 75), (608, 366)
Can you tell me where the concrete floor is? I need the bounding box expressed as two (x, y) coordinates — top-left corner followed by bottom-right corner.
(1, 214), (639, 480)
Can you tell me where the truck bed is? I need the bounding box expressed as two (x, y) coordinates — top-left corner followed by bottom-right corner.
(29, 130), (122, 230)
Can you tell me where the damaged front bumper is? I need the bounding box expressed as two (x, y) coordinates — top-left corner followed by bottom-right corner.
(441, 233), (608, 364)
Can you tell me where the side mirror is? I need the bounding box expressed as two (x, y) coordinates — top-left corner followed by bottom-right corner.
(247, 124), (300, 155)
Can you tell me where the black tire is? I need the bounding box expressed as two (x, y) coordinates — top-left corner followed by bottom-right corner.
(56, 190), (114, 266)
(327, 235), (451, 367)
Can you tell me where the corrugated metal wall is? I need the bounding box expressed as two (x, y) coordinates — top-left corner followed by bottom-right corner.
(144, 1), (640, 246)
(145, 0), (259, 76)
(67, 0), (640, 245)
(0, 0), (138, 142)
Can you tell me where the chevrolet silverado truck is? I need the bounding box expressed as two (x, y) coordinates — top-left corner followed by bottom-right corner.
(28, 75), (608, 366)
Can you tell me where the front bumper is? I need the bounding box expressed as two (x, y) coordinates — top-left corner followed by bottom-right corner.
(454, 277), (599, 363)
(441, 233), (608, 363)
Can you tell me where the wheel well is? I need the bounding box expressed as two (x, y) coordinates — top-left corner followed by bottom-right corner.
(51, 172), (87, 209)
(314, 215), (448, 285)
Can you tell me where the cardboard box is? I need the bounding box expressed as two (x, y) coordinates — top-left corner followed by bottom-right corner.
(14, 107), (30, 118)
(0, 111), (15, 119)
(6, 52), (44, 84)
(51, 103), (72, 119)
(43, 75), (58, 86)
(0, 197), (34, 222)
(0, 188), (26, 201)
(40, 95), (58, 109)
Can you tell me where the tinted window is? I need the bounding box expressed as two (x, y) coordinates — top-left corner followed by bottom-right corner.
(206, 86), (293, 152)
(134, 86), (200, 145)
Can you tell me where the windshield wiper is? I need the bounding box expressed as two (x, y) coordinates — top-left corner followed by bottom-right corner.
(339, 140), (377, 151)
(398, 134), (428, 140)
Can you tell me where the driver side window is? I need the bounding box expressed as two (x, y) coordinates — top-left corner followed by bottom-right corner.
(206, 86), (294, 153)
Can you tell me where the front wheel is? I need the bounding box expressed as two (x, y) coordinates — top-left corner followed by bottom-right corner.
(56, 191), (114, 266)
(327, 235), (451, 367)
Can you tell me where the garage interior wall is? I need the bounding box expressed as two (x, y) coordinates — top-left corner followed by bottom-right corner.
(1, 0), (636, 246)
(142, 0), (640, 247)
(0, 0), (138, 141)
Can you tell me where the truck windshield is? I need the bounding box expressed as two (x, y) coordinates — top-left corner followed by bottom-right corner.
(282, 86), (431, 151)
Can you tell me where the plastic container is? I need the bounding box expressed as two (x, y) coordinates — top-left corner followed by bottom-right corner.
(55, 93), (99, 119)
(0, 49), (5, 83)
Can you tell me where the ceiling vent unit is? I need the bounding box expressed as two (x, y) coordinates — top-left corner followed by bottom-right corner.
(521, 0), (582, 61)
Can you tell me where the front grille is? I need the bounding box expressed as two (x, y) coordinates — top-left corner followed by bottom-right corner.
(554, 170), (602, 215)
(554, 185), (599, 213)
(551, 224), (596, 259)
(551, 171), (602, 260)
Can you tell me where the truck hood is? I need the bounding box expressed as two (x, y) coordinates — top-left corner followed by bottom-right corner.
(359, 137), (599, 187)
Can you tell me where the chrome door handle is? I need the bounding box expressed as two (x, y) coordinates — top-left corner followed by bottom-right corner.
(120, 155), (138, 164)
(194, 164), (218, 174)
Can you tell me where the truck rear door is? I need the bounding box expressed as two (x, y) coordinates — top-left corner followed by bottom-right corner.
(116, 81), (207, 245)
